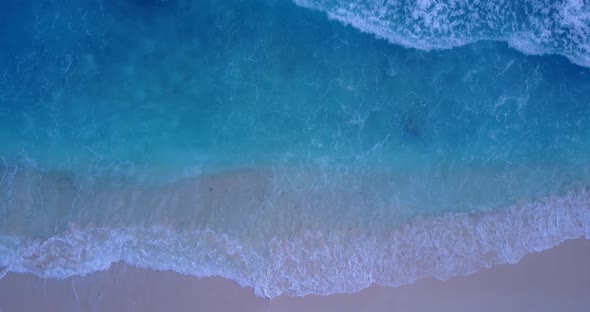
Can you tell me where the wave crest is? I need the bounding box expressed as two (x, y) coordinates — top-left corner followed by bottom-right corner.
(294, 0), (590, 67)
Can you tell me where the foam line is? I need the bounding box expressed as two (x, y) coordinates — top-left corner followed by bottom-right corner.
(1, 189), (588, 298)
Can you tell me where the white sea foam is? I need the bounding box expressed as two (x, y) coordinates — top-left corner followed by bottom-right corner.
(0, 189), (588, 298)
(293, 0), (590, 68)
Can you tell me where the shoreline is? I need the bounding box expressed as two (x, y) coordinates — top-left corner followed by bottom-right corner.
(0, 238), (589, 311)
(0, 187), (588, 298)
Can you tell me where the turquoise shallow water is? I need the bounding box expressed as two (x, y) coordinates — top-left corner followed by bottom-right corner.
(0, 0), (590, 297)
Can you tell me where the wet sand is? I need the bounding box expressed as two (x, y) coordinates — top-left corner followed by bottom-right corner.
(0, 238), (589, 312)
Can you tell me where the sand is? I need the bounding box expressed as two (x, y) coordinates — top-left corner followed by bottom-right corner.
(0, 238), (589, 312)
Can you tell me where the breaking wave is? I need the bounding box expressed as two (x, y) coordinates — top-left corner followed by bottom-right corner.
(294, 0), (590, 67)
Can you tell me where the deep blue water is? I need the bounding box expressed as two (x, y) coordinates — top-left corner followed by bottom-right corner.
(0, 0), (589, 297)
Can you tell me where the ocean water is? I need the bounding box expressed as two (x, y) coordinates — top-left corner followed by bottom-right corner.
(0, 0), (589, 297)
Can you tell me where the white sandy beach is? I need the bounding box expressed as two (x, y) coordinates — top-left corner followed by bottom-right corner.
(0, 238), (588, 312)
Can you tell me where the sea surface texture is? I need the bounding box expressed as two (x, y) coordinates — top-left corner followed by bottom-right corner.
(1, 0), (589, 298)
